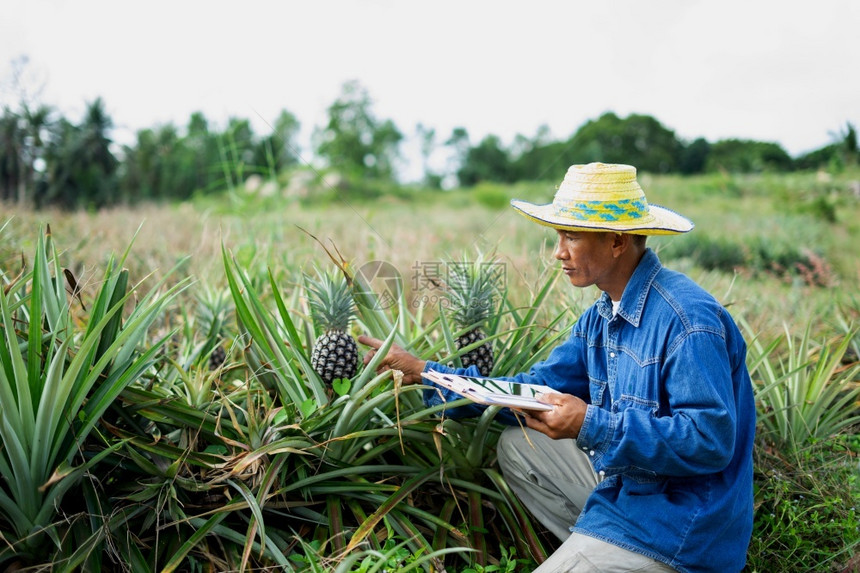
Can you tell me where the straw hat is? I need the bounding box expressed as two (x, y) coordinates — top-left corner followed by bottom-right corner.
(510, 162), (694, 235)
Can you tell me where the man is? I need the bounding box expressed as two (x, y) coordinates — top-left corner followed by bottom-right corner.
(360, 162), (755, 572)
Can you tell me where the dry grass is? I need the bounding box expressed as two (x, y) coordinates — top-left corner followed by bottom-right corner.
(2, 167), (858, 345)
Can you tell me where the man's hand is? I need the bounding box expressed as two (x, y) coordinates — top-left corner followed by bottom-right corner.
(358, 335), (427, 385)
(522, 393), (589, 440)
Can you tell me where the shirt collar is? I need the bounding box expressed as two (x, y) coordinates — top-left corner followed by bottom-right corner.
(596, 248), (662, 327)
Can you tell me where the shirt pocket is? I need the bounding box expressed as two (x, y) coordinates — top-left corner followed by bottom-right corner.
(588, 377), (608, 406)
(611, 394), (659, 415)
(585, 347), (610, 406)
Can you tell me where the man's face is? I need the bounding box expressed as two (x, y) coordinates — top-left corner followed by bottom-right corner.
(553, 230), (618, 290)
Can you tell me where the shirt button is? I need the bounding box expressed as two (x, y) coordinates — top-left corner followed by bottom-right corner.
(609, 352), (616, 358)
(598, 470), (605, 477)
(589, 450), (595, 456)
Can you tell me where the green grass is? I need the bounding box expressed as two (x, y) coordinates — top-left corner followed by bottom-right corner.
(749, 434), (859, 572)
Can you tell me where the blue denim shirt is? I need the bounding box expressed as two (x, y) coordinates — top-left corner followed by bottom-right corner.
(423, 249), (755, 573)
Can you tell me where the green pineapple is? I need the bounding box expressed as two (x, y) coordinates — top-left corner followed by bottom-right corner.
(306, 270), (359, 385)
(444, 259), (500, 377)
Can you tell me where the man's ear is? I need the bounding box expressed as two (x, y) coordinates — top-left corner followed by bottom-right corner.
(610, 232), (628, 258)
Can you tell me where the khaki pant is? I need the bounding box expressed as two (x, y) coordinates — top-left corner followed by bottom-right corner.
(497, 427), (677, 573)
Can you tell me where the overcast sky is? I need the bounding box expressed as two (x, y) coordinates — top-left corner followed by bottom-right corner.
(2, 0), (858, 179)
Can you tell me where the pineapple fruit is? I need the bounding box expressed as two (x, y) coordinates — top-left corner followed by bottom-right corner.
(444, 259), (500, 377)
(208, 346), (227, 371)
(306, 270), (359, 385)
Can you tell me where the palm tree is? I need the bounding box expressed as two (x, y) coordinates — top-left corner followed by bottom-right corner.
(17, 104), (52, 206)
(0, 108), (24, 203)
(41, 98), (118, 208)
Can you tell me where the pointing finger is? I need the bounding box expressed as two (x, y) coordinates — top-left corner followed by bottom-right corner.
(357, 335), (383, 349)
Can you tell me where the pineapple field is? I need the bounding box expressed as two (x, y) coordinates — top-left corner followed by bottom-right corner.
(1, 167), (859, 572)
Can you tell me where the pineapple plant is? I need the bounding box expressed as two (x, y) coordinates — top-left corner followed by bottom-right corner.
(444, 258), (501, 377)
(306, 269), (359, 385)
(194, 287), (234, 371)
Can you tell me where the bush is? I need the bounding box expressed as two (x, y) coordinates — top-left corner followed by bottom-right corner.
(472, 182), (511, 210)
(659, 233), (837, 287)
(747, 238), (836, 287)
(659, 233), (746, 273)
(706, 139), (794, 173)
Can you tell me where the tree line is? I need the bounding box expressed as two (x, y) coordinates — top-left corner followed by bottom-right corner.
(1, 78), (857, 210)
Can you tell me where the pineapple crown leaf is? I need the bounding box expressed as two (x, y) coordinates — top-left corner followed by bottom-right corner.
(304, 267), (356, 332)
(194, 286), (234, 338)
(443, 253), (502, 327)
